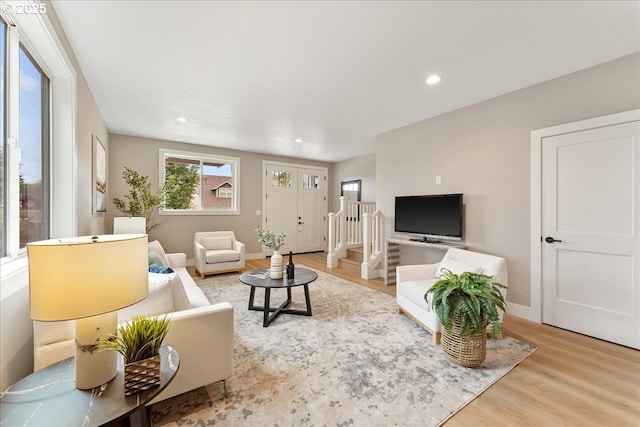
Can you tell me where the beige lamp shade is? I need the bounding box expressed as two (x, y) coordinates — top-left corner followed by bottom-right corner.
(28, 234), (149, 321)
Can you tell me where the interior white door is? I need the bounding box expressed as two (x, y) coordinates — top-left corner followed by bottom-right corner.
(297, 168), (327, 253)
(541, 121), (639, 349)
(265, 164), (298, 254)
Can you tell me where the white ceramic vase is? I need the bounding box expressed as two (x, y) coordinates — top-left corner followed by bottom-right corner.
(270, 250), (283, 279)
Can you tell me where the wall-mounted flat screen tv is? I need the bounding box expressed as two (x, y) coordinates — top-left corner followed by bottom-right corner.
(394, 193), (463, 242)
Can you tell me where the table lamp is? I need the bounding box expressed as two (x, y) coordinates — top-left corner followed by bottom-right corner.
(27, 234), (149, 390)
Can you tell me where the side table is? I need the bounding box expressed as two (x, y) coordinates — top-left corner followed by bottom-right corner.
(0, 346), (179, 427)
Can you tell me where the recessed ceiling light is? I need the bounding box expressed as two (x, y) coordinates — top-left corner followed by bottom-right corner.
(295, 138), (303, 143)
(176, 117), (187, 122)
(426, 74), (441, 85)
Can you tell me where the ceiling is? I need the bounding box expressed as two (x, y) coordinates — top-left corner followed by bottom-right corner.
(51, 1), (640, 163)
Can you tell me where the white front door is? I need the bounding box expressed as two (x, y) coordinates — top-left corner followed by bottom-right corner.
(264, 162), (327, 254)
(297, 168), (327, 253)
(265, 164), (298, 254)
(541, 120), (639, 349)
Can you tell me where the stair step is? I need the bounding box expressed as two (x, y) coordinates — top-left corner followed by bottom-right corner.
(346, 247), (364, 262)
(338, 257), (361, 275)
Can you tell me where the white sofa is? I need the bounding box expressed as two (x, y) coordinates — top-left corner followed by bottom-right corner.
(396, 248), (508, 344)
(194, 231), (246, 279)
(33, 242), (234, 404)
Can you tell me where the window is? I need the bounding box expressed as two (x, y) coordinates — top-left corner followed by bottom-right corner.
(218, 187), (232, 199)
(18, 46), (49, 247)
(1, 17), (52, 259)
(0, 21), (5, 256)
(303, 174), (320, 189)
(271, 170), (292, 187)
(160, 149), (239, 215)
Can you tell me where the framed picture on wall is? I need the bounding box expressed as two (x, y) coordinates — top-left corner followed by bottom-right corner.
(93, 135), (107, 213)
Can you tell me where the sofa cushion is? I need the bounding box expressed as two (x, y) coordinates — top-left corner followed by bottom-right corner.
(436, 258), (482, 278)
(206, 249), (240, 263)
(118, 273), (178, 321)
(201, 236), (232, 250)
(148, 240), (170, 267)
(397, 279), (435, 311)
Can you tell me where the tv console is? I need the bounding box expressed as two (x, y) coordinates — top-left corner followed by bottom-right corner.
(409, 237), (450, 244)
(384, 238), (467, 286)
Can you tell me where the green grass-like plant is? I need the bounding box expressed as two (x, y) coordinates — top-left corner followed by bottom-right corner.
(425, 269), (507, 338)
(100, 315), (173, 363)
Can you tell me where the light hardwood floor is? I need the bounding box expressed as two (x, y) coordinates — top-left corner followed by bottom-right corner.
(242, 252), (640, 426)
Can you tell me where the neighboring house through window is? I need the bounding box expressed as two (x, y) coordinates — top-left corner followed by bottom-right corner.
(160, 148), (239, 215)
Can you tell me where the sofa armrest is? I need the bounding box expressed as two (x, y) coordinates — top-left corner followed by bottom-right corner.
(167, 253), (187, 269)
(193, 242), (207, 270)
(233, 240), (245, 254)
(396, 263), (439, 283)
(152, 302), (234, 404)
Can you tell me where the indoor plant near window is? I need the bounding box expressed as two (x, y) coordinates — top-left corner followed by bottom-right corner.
(256, 225), (286, 279)
(425, 269), (507, 367)
(100, 314), (173, 395)
(112, 166), (165, 233)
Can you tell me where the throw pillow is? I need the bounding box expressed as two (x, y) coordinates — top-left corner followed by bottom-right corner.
(149, 265), (174, 274)
(148, 240), (170, 267)
(201, 236), (232, 251)
(436, 258), (482, 278)
(148, 248), (165, 267)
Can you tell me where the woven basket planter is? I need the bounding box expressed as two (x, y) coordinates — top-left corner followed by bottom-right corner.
(124, 354), (161, 396)
(440, 315), (487, 368)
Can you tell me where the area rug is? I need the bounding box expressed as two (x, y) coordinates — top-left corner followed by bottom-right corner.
(151, 267), (537, 427)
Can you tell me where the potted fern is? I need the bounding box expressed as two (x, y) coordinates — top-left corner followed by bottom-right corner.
(100, 315), (173, 395)
(425, 269), (507, 367)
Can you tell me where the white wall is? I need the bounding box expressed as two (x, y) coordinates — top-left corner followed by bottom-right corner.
(329, 153), (376, 212)
(376, 53), (640, 309)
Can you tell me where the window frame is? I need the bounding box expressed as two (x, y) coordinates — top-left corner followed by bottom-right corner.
(159, 148), (240, 216)
(1, 10), (77, 279)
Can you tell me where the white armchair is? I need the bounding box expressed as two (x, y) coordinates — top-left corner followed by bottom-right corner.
(396, 248), (508, 344)
(194, 231), (246, 279)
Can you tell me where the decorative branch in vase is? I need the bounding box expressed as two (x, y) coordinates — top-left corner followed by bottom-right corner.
(256, 226), (286, 279)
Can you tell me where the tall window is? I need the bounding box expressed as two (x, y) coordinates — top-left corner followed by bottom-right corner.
(160, 149), (239, 215)
(19, 46), (49, 247)
(1, 18), (51, 259)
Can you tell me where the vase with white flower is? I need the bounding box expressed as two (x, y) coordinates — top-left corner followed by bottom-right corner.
(256, 226), (286, 279)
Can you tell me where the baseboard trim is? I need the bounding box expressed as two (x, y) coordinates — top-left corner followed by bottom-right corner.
(506, 302), (537, 322)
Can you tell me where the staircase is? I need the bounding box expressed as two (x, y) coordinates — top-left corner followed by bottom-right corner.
(337, 247), (364, 276)
(327, 197), (384, 280)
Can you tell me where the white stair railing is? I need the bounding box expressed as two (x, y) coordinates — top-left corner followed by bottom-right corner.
(327, 197), (383, 278)
(361, 210), (384, 279)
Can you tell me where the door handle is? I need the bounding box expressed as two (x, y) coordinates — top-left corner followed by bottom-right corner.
(545, 236), (562, 243)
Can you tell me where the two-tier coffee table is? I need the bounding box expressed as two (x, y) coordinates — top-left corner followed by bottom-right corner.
(239, 267), (318, 327)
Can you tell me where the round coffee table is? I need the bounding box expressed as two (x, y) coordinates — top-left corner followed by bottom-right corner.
(239, 267), (318, 327)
